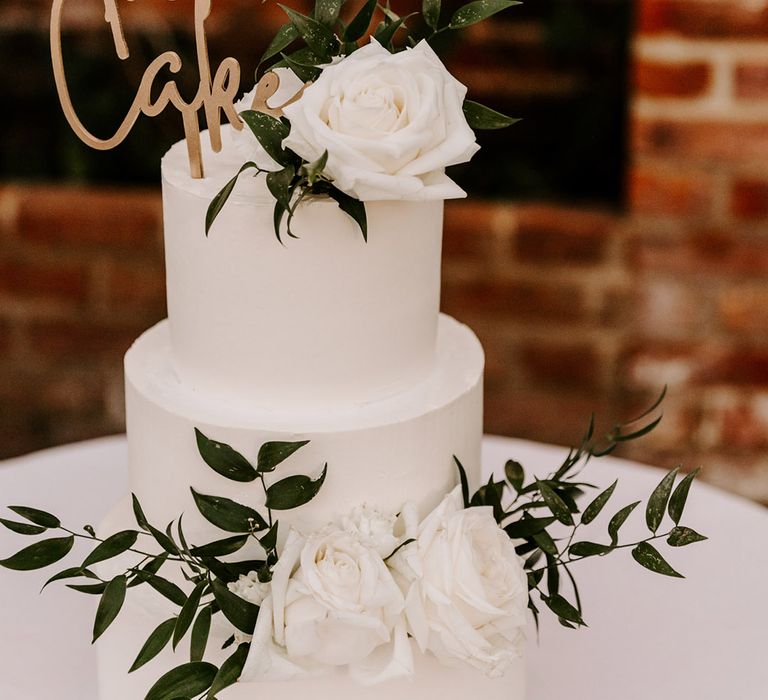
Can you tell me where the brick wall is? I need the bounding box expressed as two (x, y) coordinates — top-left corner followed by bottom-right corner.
(2, 0), (768, 504)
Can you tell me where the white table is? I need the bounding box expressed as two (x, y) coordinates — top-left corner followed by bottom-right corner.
(0, 435), (766, 699)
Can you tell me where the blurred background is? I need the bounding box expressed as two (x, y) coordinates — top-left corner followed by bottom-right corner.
(1, 0), (767, 503)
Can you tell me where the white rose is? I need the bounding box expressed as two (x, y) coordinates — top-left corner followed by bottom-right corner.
(231, 67), (306, 168)
(228, 570), (271, 606)
(282, 39), (479, 201)
(390, 487), (528, 678)
(241, 528), (413, 685)
(339, 504), (399, 558)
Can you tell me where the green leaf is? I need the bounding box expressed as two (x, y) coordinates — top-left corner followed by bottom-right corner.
(195, 429), (257, 483)
(190, 535), (249, 558)
(631, 541), (684, 578)
(569, 541), (613, 558)
(328, 186), (368, 241)
(504, 460), (524, 492)
(668, 468), (700, 525)
(667, 526), (707, 547)
(454, 456), (470, 508)
(580, 480), (617, 525)
(211, 578), (259, 634)
(266, 165), (296, 212)
(608, 501), (640, 545)
(205, 162), (258, 236)
(207, 643), (249, 699)
(646, 467), (679, 533)
(301, 150), (328, 186)
(128, 553), (169, 588)
(0, 535), (74, 571)
(265, 464), (328, 510)
(344, 0), (377, 41)
(314, 0), (344, 25)
(260, 522), (279, 552)
(82, 530), (138, 569)
(144, 662), (218, 700)
(240, 111), (290, 166)
(93, 575), (127, 643)
(532, 528), (558, 556)
(372, 16), (410, 48)
(280, 5), (338, 59)
(129, 617), (176, 673)
(132, 494), (150, 531)
(42, 566), (95, 591)
(0, 518), (47, 535)
(173, 581), (206, 650)
(545, 554), (559, 596)
(449, 0), (520, 28)
(147, 523), (179, 556)
(536, 480), (574, 526)
(504, 516), (556, 539)
(543, 594), (585, 626)
(260, 23), (299, 66)
(68, 582), (108, 594)
(257, 440), (310, 473)
(191, 489), (268, 533)
(423, 0), (441, 29)
(190, 606), (212, 662)
(463, 100), (520, 130)
(8, 506), (60, 529)
(273, 199), (288, 242)
(276, 50), (322, 83)
(141, 573), (188, 607)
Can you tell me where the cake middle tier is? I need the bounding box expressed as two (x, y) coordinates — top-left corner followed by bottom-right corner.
(162, 135), (444, 411)
(125, 314), (484, 544)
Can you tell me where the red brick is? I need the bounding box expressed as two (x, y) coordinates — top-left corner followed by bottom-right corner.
(484, 386), (608, 446)
(441, 278), (587, 324)
(718, 286), (768, 335)
(636, 278), (708, 336)
(107, 261), (167, 315)
(639, 0), (768, 39)
(623, 343), (768, 389)
(15, 186), (161, 249)
(629, 164), (714, 217)
(514, 204), (615, 265)
(698, 389), (768, 451)
(633, 59), (711, 98)
(519, 341), (602, 390)
(731, 178), (768, 219)
(628, 229), (768, 276)
(0, 259), (89, 305)
(735, 62), (768, 99)
(24, 319), (139, 361)
(632, 118), (768, 164)
(443, 201), (502, 261)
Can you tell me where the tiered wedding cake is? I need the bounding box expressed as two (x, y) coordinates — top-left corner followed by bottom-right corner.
(95, 74), (525, 698)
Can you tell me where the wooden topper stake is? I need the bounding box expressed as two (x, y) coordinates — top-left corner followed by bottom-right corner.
(50, 0), (245, 179)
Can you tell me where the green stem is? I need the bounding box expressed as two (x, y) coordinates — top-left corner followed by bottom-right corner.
(60, 527), (187, 563)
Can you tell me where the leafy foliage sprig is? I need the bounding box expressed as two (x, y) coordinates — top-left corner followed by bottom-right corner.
(205, 0), (521, 242)
(1, 431), (325, 700)
(457, 388), (707, 631)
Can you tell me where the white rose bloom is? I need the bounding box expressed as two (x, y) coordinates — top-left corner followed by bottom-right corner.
(231, 67), (306, 168)
(282, 39), (479, 201)
(241, 528), (413, 685)
(227, 570), (271, 606)
(390, 487), (528, 678)
(339, 504), (399, 558)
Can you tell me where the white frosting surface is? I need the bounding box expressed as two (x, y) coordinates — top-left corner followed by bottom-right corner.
(161, 131), (444, 411)
(125, 315), (484, 540)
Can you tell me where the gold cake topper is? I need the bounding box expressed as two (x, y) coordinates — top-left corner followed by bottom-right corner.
(50, 0), (306, 179)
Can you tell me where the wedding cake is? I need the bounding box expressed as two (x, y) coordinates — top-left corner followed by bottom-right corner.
(1, 4), (708, 700)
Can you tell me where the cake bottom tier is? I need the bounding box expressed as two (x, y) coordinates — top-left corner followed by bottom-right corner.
(96, 499), (526, 700)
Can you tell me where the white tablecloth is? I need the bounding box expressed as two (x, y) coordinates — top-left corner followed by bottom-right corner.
(0, 435), (766, 699)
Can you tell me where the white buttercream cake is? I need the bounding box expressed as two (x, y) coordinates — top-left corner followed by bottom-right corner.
(95, 120), (526, 698)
